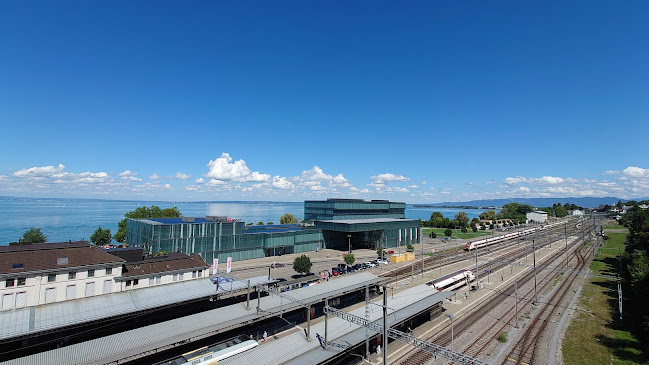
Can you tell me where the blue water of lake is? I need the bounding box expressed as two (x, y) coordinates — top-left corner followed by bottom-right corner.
(0, 197), (490, 245)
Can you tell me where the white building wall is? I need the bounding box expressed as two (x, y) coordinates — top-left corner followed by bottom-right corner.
(1, 266), (123, 311)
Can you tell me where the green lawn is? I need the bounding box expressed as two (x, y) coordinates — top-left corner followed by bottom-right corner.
(604, 224), (628, 230)
(562, 232), (648, 364)
(421, 227), (491, 240)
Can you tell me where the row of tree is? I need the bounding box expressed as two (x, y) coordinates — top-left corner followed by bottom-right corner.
(621, 206), (649, 348)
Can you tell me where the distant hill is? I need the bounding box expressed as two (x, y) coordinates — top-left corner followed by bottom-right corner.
(413, 197), (629, 209)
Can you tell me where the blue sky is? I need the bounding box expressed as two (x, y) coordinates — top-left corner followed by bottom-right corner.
(1, 1), (648, 203)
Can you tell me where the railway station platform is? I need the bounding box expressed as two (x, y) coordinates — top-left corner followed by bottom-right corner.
(2, 272), (385, 365)
(219, 284), (451, 365)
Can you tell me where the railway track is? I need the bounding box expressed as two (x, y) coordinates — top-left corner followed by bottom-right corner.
(501, 233), (596, 364)
(392, 220), (600, 365)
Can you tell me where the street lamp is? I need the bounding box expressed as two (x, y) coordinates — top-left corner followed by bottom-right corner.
(347, 234), (352, 254)
(445, 313), (454, 351)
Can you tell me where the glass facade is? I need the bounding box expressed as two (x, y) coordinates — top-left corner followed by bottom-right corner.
(315, 219), (420, 250)
(304, 199), (406, 221)
(126, 219), (324, 263)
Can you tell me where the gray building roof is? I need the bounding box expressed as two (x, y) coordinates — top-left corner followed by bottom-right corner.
(221, 285), (452, 365)
(4, 272), (385, 365)
(0, 278), (216, 340)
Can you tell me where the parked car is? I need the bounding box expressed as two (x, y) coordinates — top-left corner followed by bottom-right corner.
(352, 264), (363, 271)
(270, 262), (285, 268)
(346, 266), (355, 273)
(364, 262), (377, 268)
(377, 259), (389, 264)
(331, 267), (342, 276)
(386, 250), (395, 254)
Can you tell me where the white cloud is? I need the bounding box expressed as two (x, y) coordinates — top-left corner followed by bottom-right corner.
(421, 180), (428, 185)
(310, 185), (327, 191)
(622, 166), (649, 178)
(185, 185), (200, 191)
(207, 179), (228, 186)
(206, 153), (271, 183)
(331, 174), (351, 188)
(371, 173), (409, 184)
(134, 182), (173, 191)
(603, 170), (621, 175)
(0, 175), (9, 182)
(14, 164), (66, 178)
(484, 180), (496, 184)
(504, 176), (527, 186)
(118, 170), (142, 182)
(538, 176), (564, 185)
(407, 184), (419, 189)
(175, 172), (191, 180)
(195, 178), (205, 184)
(301, 166), (332, 182)
(149, 173), (160, 180)
(272, 176), (294, 190)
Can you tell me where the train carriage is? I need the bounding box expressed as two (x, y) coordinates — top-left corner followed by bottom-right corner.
(426, 269), (475, 292)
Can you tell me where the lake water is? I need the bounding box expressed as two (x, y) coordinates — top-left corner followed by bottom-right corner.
(0, 197), (490, 245)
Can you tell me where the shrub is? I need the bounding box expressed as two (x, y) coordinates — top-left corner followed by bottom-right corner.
(497, 332), (507, 343)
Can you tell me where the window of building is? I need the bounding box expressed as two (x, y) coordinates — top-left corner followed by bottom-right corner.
(68, 272), (76, 280)
(17, 278), (26, 286)
(5, 278), (15, 287)
(47, 274), (56, 283)
(198, 270), (203, 278)
(192, 271), (197, 278)
(133, 279), (139, 286)
(12, 263), (23, 269)
(126, 280), (132, 287)
(103, 280), (112, 294)
(15, 292), (26, 307)
(88, 269), (95, 278)
(148, 278), (154, 286)
(3, 293), (15, 309)
(155, 276), (161, 284)
(173, 274), (179, 282)
(57, 257), (69, 265)
(106, 267), (113, 275)
(85, 282), (95, 297)
(66, 285), (76, 299)
(45, 288), (56, 303)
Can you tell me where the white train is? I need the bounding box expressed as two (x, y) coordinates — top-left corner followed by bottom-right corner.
(464, 221), (564, 251)
(165, 335), (258, 365)
(426, 269), (475, 291)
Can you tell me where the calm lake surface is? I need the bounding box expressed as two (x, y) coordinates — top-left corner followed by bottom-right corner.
(0, 197), (491, 245)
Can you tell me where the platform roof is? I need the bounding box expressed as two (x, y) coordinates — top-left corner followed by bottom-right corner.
(0, 278), (216, 340)
(5, 272), (386, 365)
(315, 218), (420, 232)
(221, 285), (452, 365)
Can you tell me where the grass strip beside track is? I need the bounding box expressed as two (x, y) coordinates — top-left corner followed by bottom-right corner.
(422, 227), (491, 239)
(562, 232), (648, 365)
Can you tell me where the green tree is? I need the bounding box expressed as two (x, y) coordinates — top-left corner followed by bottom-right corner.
(429, 212), (445, 228)
(552, 203), (569, 218)
(489, 223), (495, 230)
(406, 243), (414, 252)
(257, 221), (264, 225)
(280, 213), (298, 224)
(461, 226), (468, 233)
(267, 222), (274, 225)
(444, 229), (452, 237)
(429, 231), (437, 238)
(472, 225), (478, 232)
(376, 244), (386, 257)
(479, 210), (496, 221)
(455, 212), (469, 227)
(293, 254), (312, 275)
(114, 206), (181, 243)
(500, 203), (534, 222)
(343, 253), (356, 266)
(247, 222), (253, 226)
(480, 223), (486, 230)
(20, 227), (46, 243)
(90, 226), (112, 245)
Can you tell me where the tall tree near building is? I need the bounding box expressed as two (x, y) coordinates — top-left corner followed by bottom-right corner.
(479, 210), (496, 221)
(20, 227), (46, 243)
(280, 213), (298, 224)
(455, 211), (469, 228)
(113, 206), (182, 243)
(293, 254), (313, 276)
(343, 253), (356, 266)
(90, 226), (112, 245)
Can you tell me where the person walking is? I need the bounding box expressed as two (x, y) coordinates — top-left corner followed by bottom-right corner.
(263, 331), (268, 342)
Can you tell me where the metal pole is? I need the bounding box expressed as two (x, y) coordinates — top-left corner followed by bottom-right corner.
(307, 305), (311, 341)
(383, 285), (388, 365)
(565, 222), (569, 270)
(246, 280), (250, 310)
(533, 239), (538, 305)
(475, 248), (479, 291)
(348, 234), (352, 254)
(257, 286), (261, 314)
(324, 307), (328, 350)
(451, 315), (454, 351)
(365, 285), (370, 359)
(421, 228), (424, 279)
(514, 277), (519, 328)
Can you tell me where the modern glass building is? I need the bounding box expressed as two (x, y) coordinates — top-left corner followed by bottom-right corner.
(304, 199), (405, 221)
(315, 218), (420, 251)
(126, 216), (323, 264)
